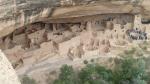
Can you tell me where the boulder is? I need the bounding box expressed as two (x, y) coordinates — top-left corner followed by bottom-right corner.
(0, 50), (21, 84)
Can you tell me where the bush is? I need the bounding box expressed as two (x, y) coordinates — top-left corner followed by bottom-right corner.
(83, 60), (88, 64)
(90, 59), (94, 63)
(79, 64), (113, 84)
(21, 76), (36, 84)
(53, 65), (77, 84)
(54, 53), (149, 84)
(113, 57), (146, 84)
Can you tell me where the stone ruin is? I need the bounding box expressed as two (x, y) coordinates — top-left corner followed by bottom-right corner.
(0, 13), (149, 69)
(0, 0), (150, 83)
(60, 0), (76, 6)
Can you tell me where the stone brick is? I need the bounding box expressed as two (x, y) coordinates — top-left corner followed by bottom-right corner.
(28, 29), (45, 45)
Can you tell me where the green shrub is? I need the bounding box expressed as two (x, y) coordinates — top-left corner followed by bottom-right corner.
(53, 65), (77, 84)
(54, 52), (149, 84)
(113, 57), (146, 84)
(79, 64), (113, 84)
(90, 59), (94, 63)
(83, 60), (88, 64)
(21, 76), (36, 84)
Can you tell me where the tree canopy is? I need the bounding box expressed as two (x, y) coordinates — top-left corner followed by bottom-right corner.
(53, 56), (149, 84)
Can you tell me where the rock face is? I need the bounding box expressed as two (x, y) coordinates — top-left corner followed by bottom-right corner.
(0, 50), (21, 84)
(0, 0), (145, 38)
(0, 0), (104, 37)
(0, 0), (60, 38)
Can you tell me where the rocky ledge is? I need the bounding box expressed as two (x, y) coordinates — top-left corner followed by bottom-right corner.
(0, 0), (149, 38)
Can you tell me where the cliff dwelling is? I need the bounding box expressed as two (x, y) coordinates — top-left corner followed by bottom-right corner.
(0, 12), (148, 69)
(1, 0), (150, 84)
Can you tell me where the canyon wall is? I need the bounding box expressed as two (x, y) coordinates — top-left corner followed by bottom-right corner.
(0, 0), (111, 38)
(0, 0), (60, 38)
(0, 0), (144, 38)
(0, 50), (21, 84)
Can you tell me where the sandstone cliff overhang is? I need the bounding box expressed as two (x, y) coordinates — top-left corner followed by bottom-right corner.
(0, 0), (143, 38)
(43, 4), (141, 23)
(0, 0), (59, 38)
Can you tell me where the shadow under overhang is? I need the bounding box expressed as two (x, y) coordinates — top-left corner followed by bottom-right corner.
(40, 3), (140, 23)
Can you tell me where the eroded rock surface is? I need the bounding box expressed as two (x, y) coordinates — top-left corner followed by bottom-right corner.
(0, 50), (21, 84)
(0, 0), (150, 84)
(0, 0), (147, 38)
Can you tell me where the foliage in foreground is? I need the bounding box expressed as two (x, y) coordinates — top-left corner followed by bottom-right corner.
(53, 65), (77, 84)
(53, 57), (149, 84)
(113, 57), (147, 84)
(21, 76), (37, 84)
